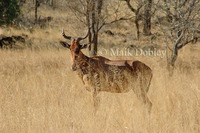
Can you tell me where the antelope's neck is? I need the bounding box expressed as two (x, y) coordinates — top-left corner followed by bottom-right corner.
(76, 51), (89, 64)
(75, 52), (90, 75)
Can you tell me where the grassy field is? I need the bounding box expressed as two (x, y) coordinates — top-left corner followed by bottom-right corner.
(0, 47), (199, 133)
(0, 1), (200, 132)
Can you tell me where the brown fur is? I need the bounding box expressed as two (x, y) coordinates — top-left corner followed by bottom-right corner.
(60, 39), (153, 113)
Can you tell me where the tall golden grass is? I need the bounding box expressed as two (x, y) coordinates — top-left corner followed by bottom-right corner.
(0, 47), (199, 133)
(0, 1), (200, 132)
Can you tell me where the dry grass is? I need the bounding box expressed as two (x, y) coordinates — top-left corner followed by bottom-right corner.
(0, 48), (200, 133)
(0, 1), (200, 132)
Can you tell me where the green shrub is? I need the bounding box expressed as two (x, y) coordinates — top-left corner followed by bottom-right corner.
(0, 0), (20, 25)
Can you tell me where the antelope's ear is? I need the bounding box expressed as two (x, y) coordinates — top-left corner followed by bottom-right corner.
(59, 41), (70, 48)
(81, 44), (88, 49)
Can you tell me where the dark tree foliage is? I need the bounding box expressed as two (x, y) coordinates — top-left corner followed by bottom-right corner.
(0, 0), (20, 25)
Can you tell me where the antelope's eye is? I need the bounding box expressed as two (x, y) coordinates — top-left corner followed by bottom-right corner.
(74, 55), (78, 60)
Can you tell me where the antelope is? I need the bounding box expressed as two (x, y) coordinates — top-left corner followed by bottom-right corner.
(60, 29), (153, 113)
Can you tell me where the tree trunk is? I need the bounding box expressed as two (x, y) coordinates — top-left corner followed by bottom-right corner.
(135, 12), (140, 39)
(50, 0), (53, 7)
(135, 19), (140, 39)
(143, 0), (152, 36)
(170, 45), (178, 67)
(34, 0), (38, 24)
(86, 0), (92, 54)
(87, 0), (103, 56)
(88, 29), (92, 53)
(167, 45), (178, 76)
(89, 32), (98, 56)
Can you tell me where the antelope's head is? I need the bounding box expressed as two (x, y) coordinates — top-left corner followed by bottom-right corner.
(59, 29), (89, 71)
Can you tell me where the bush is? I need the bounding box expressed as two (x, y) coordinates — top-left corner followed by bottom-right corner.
(0, 0), (20, 25)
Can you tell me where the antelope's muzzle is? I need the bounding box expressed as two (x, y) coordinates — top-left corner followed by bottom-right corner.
(71, 65), (77, 71)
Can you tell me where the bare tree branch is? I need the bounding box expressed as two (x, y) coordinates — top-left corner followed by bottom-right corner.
(124, 0), (137, 13)
(156, 0), (200, 67)
(97, 16), (134, 32)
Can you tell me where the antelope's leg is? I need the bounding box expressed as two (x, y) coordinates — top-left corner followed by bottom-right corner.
(133, 87), (152, 113)
(82, 74), (91, 91)
(92, 72), (101, 109)
(93, 90), (100, 111)
(83, 74), (100, 112)
(133, 77), (152, 113)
